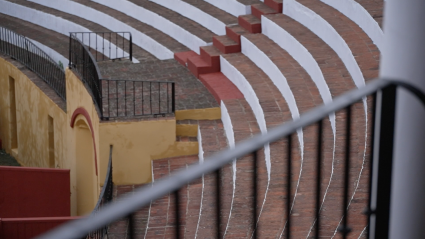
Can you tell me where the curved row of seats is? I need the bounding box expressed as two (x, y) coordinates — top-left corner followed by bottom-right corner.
(0, 0), (383, 237)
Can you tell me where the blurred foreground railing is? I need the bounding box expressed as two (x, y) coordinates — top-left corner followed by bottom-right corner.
(36, 78), (425, 239)
(0, 27), (66, 101)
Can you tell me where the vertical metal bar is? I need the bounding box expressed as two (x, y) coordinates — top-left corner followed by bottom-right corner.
(102, 32), (105, 61)
(216, 169), (221, 238)
(96, 33), (98, 62)
(129, 34), (132, 61)
(127, 213), (135, 239)
(109, 32), (111, 59)
(286, 135), (292, 239)
(116, 81), (119, 117)
(116, 33), (118, 59)
(175, 190), (181, 239)
(172, 83), (175, 113)
(108, 80), (110, 118)
(142, 82), (144, 115)
(158, 82), (161, 114)
(150, 82), (152, 115)
(125, 81), (127, 116)
(133, 81), (136, 116)
(123, 33), (125, 59)
(371, 85), (397, 238)
(253, 150), (258, 239)
(315, 120), (323, 239)
(339, 106), (352, 239)
(366, 94), (377, 239)
(167, 83), (169, 113)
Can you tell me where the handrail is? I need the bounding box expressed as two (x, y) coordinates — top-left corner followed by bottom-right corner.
(0, 26), (66, 101)
(85, 145), (113, 238)
(36, 78), (425, 239)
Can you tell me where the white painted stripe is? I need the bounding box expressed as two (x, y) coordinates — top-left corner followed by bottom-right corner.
(241, 36), (304, 156)
(28, 0), (170, 60)
(220, 56), (270, 177)
(220, 101), (236, 238)
(202, 0), (251, 17)
(283, 0), (365, 89)
(194, 125), (204, 239)
(90, 0), (207, 54)
(28, 38), (68, 68)
(320, 0), (384, 51)
(150, 0), (226, 35)
(261, 16), (335, 133)
(0, 0), (138, 63)
(220, 55), (271, 238)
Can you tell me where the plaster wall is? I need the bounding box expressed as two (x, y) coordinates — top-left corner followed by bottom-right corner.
(99, 118), (178, 185)
(0, 57), (67, 170)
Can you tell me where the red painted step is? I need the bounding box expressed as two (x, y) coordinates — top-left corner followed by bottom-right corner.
(251, 3), (278, 19)
(174, 51), (198, 66)
(213, 35), (241, 54)
(199, 72), (244, 103)
(238, 15), (261, 33)
(225, 25), (249, 45)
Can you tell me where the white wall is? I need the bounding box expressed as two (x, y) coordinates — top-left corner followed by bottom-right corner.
(90, 0), (207, 54)
(29, 0), (172, 60)
(320, 0), (384, 51)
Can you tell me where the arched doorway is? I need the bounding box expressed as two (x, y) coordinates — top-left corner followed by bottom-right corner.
(74, 118), (97, 215)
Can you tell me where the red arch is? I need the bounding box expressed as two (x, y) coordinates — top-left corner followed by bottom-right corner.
(70, 107), (98, 175)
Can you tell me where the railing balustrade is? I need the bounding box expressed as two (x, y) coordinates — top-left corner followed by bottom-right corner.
(69, 32), (174, 119)
(85, 145), (113, 239)
(0, 27), (66, 101)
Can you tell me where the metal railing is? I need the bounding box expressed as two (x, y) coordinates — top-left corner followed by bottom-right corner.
(85, 145), (113, 239)
(101, 79), (175, 119)
(70, 32), (132, 62)
(36, 78), (425, 239)
(0, 27), (66, 101)
(69, 32), (174, 119)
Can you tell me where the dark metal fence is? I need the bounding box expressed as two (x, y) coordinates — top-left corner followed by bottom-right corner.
(101, 80), (175, 119)
(69, 32), (173, 119)
(70, 32), (132, 62)
(85, 145), (113, 239)
(0, 27), (66, 101)
(37, 78), (424, 239)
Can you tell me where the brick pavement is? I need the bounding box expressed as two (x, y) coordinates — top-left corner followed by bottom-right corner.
(222, 53), (294, 237)
(265, 13), (369, 238)
(127, 0), (216, 43)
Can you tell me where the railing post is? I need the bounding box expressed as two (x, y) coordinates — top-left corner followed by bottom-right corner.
(69, 34), (72, 69)
(380, 0), (425, 238)
(172, 83), (175, 113)
(369, 86), (397, 239)
(129, 34), (132, 62)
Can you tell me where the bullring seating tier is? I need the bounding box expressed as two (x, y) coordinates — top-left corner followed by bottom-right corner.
(0, 0), (383, 237)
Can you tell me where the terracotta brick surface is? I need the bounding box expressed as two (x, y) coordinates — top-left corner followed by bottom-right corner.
(354, 0), (384, 28)
(265, 13), (370, 238)
(127, 0), (216, 43)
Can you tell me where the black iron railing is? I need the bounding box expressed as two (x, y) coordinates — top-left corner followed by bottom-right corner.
(69, 32), (174, 119)
(70, 32), (132, 62)
(101, 79), (175, 119)
(86, 145), (113, 239)
(0, 27), (66, 101)
(36, 78), (425, 239)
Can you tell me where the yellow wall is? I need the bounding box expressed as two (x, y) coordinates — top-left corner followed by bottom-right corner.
(65, 69), (100, 216)
(100, 118), (176, 185)
(0, 57), (67, 169)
